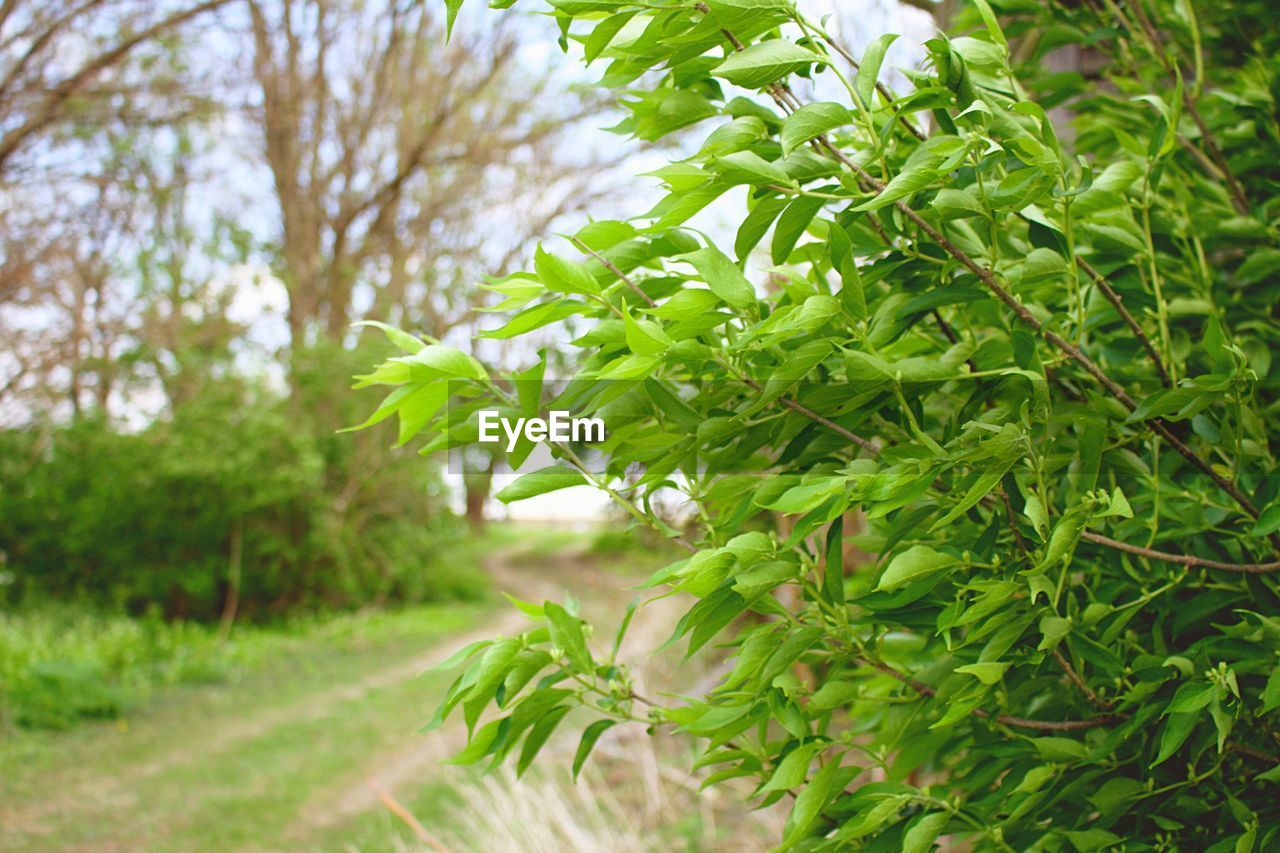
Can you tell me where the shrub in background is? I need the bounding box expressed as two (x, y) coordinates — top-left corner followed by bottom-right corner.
(357, 0), (1280, 848)
(0, 360), (471, 620)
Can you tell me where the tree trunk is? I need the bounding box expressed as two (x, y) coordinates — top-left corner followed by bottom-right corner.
(463, 456), (495, 531)
(218, 517), (243, 639)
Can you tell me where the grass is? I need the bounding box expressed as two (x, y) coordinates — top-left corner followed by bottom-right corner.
(0, 598), (492, 850)
(0, 599), (487, 730)
(0, 524), (775, 851)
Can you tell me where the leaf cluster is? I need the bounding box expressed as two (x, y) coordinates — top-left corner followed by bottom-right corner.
(354, 0), (1280, 847)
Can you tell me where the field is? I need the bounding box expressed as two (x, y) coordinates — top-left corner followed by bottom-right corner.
(1, 598), (488, 849)
(0, 531), (781, 851)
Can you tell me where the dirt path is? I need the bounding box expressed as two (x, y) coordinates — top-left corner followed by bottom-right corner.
(0, 538), (787, 851)
(288, 546), (589, 837)
(0, 541), (641, 851)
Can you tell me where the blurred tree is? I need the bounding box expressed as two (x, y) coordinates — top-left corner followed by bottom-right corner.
(244, 0), (611, 347)
(242, 0), (618, 525)
(0, 0), (628, 607)
(0, 0), (233, 176)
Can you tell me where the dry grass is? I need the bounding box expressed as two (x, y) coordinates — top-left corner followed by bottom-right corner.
(382, 540), (790, 852)
(434, 734), (786, 852)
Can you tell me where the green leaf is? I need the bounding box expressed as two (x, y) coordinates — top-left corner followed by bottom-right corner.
(340, 384), (415, 433)
(623, 309), (672, 355)
(1153, 710), (1200, 766)
(496, 466), (587, 503)
(535, 245), (600, 296)
(1062, 829), (1123, 852)
(1020, 247), (1068, 285)
(1035, 509), (1086, 574)
(675, 246), (756, 308)
(648, 288), (720, 320)
(354, 319), (429, 352)
(426, 639), (491, 672)
(955, 661), (1010, 685)
(397, 344), (488, 381)
(854, 34), (898, 109)
(444, 0), (464, 41)
(699, 116), (769, 156)
(1163, 682), (1216, 716)
(1014, 765), (1056, 794)
(704, 0), (792, 30)
(781, 102), (853, 156)
(876, 545), (959, 592)
(517, 705), (571, 776)
(1252, 503), (1280, 538)
(1024, 494), (1048, 537)
(545, 601), (593, 671)
(396, 383), (449, 446)
(583, 10), (634, 63)
(809, 680), (858, 711)
(1038, 615), (1072, 651)
(761, 477), (845, 514)
(783, 758), (842, 844)
(824, 515), (845, 604)
(761, 742), (819, 792)
(612, 599), (638, 658)
(714, 151), (793, 187)
(466, 638), (522, 701)
(930, 456), (1019, 530)
(970, 0), (1008, 50)
(445, 716), (506, 765)
(931, 188), (984, 218)
(479, 300), (587, 340)
(853, 166), (938, 211)
(1034, 736), (1087, 761)
(902, 811), (950, 853)
(771, 195), (826, 263)
(735, 195), (789, 259)
(572, 719), (618, 780)
(1262, 667), (1280, 714)
(713, 40), (825, 89)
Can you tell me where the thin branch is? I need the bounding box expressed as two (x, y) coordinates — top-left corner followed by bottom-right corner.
(1053, 648), (1113, 710)
(1000, 490), (1032, 560)
(806, 134), (1264, 523)
(0, 0), (234, 172)
(1076, 256), (1171, 387)
(1230, 742), (1280, 766)
(569, 237), (656, 307)
(1115, 0), (1250, 214)
(365, 778), (452, 852)
(856, 654), (1126, 731)
(809, 27), (927, 142)
(1080, 531), (1280, 574)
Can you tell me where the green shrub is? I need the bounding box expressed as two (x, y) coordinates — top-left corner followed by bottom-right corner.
(0, 598), (490, 729)
(0, 363), (466, 618)
(0, 604), (225, 728)
(7, 661), (129, 730)
(356, 0), (1280, 847)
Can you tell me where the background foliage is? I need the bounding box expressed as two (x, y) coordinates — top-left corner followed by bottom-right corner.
(0, 357), (475, 619)
(359, 0), (1280, 848)
(0, 0), (614, 623)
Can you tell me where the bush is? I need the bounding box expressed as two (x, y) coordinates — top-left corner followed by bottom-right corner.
(0, 604), (227, 728)
(0, 598), (487, 729)
(0, 366), (466, 619)
(356, 0), (1280, 848)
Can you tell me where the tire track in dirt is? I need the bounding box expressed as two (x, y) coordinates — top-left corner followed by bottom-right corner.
(287, 543), (636, 839)
(0, 548), (552, 841)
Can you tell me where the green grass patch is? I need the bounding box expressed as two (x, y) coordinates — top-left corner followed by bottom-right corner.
(0, 599), (491, 849)
(0, 591), (495, 731)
